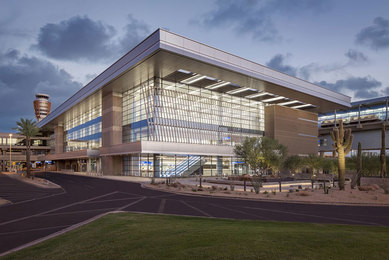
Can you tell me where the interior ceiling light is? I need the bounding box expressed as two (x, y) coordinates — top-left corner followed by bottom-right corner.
(206, 81), (230, 90)
(292, 103), (313, 109)
(181, 75), (207, 84)
(246, 92), (272, 99)
(261, 96), (285, 103)
(177, 69), (192, 74)
(226, 87), (251, 95)
(278, 100), (300, 106)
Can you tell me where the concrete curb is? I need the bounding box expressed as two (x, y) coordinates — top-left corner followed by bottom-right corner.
(1, 172), (61, 189)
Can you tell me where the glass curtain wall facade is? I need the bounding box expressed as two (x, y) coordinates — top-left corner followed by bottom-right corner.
(122, 154), (247, 177)
(64, 92), (102, 152)
(122, 77), (263, 177)
(122, 77), (264, 144)
(319, 103), (388, 127)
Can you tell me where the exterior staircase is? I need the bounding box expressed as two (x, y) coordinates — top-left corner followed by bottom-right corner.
(160, 156), (205, 177)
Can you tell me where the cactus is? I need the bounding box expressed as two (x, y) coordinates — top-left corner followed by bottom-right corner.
(330, 120), (353, 190)
(357, 142), (362, 186)
(381, 123), (386, 178)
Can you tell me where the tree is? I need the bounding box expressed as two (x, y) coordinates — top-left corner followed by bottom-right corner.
(234, 136), (287, 193)
(260, 137), (288, 175)
(13, 118), (40, 178)
(283, 155), (303, 174)
(330, 120), (353, 190)
(303, 154), (323, 176)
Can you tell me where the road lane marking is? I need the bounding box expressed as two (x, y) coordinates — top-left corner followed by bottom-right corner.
(41, 207), (118, 217)
(180, 200), (212, 217)
(117, 197), (147, 211)
(82, 197), (144, 204)
(149, 193), (177, 199)
(158, 199), (166, 213)
(0, 225), (71, 235)
(0, 191), (119, 226)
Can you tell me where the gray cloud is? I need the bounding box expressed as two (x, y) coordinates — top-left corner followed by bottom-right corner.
(34, 16), (116, 61)
(34, 15), (150, 62)
(316, 76), (381, 99)
(356, 17), (389, 50)
(0, 49), (82, 131)
(345, 49), (368, 63)
(382, 87), (389, 96)
(119, 15), (150, 55)
(197, 0), (330, 42)
(299, 49), (368, 80)
(266, 54), (297, 76)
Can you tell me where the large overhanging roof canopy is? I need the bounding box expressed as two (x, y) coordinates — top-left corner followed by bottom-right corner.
(38, 28), (351, 128)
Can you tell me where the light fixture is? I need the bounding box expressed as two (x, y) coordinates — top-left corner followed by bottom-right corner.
(205, 81), (230, 90)
(292, 103), (313, 109)
(226, 87), (251, 95)
(246, 92), (272, 99)
(261, 96), (285, 103)
(181, 75), (207, 84)
(278, 100), (300, 106)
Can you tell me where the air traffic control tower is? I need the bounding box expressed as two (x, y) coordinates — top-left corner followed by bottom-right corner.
(33, 93), (51, 122)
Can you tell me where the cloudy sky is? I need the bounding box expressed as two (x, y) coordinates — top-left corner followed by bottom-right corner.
(1, 0), (389, 132)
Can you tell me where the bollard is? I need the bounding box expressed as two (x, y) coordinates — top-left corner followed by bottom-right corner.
(244, 179), (246, 192)
(311, 180), (314, 190)
(279, 180), (282, 192)
(199, 177), (202, 188)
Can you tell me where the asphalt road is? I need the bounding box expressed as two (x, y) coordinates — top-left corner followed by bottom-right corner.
(1, 172), (389, 255)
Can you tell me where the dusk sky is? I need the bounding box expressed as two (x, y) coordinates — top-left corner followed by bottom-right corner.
(1, 0), (389, 132)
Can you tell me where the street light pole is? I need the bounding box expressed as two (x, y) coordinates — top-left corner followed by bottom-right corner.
(9, 133), (12, 172)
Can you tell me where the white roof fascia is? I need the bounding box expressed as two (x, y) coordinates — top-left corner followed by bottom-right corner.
(38, 29), (162, 127)
(39, 29), (350, 128)
(158, 29), (350, 107)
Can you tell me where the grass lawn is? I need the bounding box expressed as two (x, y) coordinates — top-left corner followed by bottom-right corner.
(4, 213), (389, 260)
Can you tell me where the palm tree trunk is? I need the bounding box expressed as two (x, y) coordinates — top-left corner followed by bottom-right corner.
(26, 137), (31, 178)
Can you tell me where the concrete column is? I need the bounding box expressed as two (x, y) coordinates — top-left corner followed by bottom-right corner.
(54, 125), (64, 154)
(153, 154), (160, 177)
(101, 90), (123, 175)
(87, 158), (91, 173)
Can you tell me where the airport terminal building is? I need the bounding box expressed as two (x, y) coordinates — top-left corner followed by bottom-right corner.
(38, 29), (350, 177)
(319, 96), (389, 155)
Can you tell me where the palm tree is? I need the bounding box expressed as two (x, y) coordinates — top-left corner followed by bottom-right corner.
(13, 118), (40, 178)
